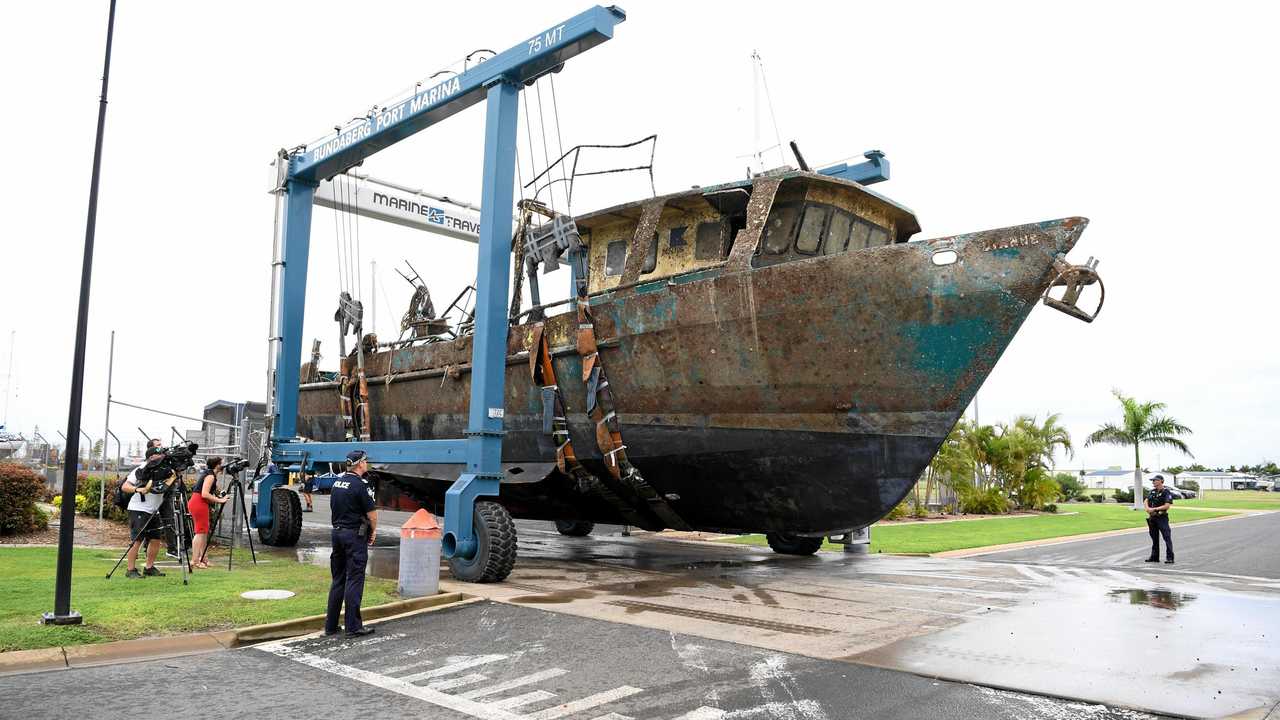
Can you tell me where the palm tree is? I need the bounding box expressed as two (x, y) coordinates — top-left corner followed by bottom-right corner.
(1085, 390), (1193, 509)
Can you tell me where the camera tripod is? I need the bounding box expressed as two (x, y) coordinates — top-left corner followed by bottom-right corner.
(106, 485), (194, 586)
(206, 472), (258, 571)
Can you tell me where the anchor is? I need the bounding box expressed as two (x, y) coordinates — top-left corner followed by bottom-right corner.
(1042, 254), (1105, 323)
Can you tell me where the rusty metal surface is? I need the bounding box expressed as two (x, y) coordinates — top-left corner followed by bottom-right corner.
(298, 171), (1094, 535)
(725, 177), (781, 271)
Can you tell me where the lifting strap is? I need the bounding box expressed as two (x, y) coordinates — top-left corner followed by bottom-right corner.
(573, 299), (691, 531)
(529, 324), (651, 529)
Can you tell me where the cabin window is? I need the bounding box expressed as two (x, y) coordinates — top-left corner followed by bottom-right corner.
(669, 225), (687, 248)
(695, 220), (726, 260)
(605, 240), (627, 276)
(868, 225), (890, 247)
(824, 209), (853, 255)
(848, 222), (872, 251)
(642, 231), (659, 274)
(762, 203), (799, 255)
(728, 214), (746, 255)
(795, 204), (828, 255)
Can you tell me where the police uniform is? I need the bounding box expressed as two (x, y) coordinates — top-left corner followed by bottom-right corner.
(1145, 484), (1175, 563)
(324, 451), (377, 637)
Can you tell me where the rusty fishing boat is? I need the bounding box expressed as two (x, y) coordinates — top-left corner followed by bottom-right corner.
(295, 158), (1103, 564)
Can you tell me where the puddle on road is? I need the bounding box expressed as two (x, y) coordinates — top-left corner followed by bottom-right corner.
(1107, 588), (1196, 610)
(851, 579), (1280, 718)
(297, 546), (407, 581)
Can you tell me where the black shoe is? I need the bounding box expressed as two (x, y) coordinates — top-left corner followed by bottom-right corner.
(143, 566), (166, 577)
(1165, 558), (1175, 564)
(165, 550), (178, 560)
(126, 569), (143, 579)
(323, 628), (341, 637)
(303, 507), (314, 513)
(345, 627), (376, 639)
(1144, 557), (1159, 563)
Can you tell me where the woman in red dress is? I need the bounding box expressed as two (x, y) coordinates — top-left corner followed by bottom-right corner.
(188, 457), (228, 569)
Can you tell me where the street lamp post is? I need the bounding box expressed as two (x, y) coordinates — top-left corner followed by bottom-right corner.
(44, 0), (118, 626)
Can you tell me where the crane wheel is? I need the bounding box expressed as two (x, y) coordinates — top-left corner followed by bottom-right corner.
(765, 532), (823, 556)
(258, 487), (302, 547)
(448, 500), (517, 583)
(554, 520), (594, 537)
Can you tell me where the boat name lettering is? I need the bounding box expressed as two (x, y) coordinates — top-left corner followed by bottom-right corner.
(309, 76), (464, 164)
(982, 234), (1041, 252)
(372, 192), (480, 234)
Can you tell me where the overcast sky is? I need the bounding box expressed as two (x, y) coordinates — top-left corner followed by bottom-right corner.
(1, 1), (1276, 470)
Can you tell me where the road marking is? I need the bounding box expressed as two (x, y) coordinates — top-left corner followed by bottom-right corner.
(671, 708), (726, 720)
(400, 654), (508, 682)
(590, 714), (634, 720)
(492, 690), (556, 709)
(1103, 570), (1147, 586)
(427, 673), (490, 691)
(378, 659), (434, 676)
(460, 668), (571, 699)
(527, 686), (644, 720)
(1011, 564), (1052, 583)
(257, 644), (522, 720)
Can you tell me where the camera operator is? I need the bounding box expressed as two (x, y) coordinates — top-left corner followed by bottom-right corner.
(324, 450), (377, 639)
(188, 457), (228, 569)
(121, 447), (171, 578)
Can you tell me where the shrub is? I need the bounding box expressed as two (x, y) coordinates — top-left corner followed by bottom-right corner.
(885, 500), (909, 520)
(1054, 473), (1086, 501)
(911, 502), (928, 519)
(1041, 503), (1058, 513)
(1181, 480), (1199, 492)
(0, 462), (50, 535)
(1090, 494), (1105, 503)
(958, 484), (1009, 515)
(75, 474), (129, 523)
(1112, 488), (1134, 504)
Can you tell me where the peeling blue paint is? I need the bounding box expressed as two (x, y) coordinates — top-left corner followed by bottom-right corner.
(898, 316), (996, 383)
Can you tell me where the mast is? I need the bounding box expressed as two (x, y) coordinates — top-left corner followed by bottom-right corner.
(2, 330), (13, 428)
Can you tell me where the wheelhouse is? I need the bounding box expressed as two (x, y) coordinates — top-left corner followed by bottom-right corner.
(579, 171), (921, 294)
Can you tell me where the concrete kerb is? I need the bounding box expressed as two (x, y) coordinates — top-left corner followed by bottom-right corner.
(935, 509), (1273, 558)
(0, 591), (472, 677)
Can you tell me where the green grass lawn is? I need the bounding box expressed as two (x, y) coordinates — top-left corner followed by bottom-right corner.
(1177, 489), (1280, 511)
(722, 503), (1237, 555)
(0, 547), (399, 652)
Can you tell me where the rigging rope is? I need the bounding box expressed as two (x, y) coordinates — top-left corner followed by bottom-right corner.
(534, 79), (556, 214)
(549, 74), (572, 215)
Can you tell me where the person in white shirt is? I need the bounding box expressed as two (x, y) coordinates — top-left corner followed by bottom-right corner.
(122, 447), (172, 578)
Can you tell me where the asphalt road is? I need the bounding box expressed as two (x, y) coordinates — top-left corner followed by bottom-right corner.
(972, 511), (1280, 578)
(3, 601), (1160, 720)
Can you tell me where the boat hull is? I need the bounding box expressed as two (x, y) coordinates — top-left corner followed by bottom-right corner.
(298, 218), (1088, 534)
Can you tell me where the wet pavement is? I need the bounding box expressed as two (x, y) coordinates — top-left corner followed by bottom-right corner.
(255, 495), (1280, 717)
(2, 601), (1162, 720)
(972, 510), (1280, 579)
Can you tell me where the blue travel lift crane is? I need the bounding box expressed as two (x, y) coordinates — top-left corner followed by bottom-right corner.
(253, 6), (628, 579)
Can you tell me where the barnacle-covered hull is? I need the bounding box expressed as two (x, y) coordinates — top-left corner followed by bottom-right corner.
(298, 215), (1090, 535)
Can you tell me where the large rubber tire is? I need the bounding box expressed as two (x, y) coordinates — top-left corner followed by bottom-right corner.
(448, 500), (517, 583)
(765, 532), (823, 556)
(258, 487), (303, 547)
(554, 520), (595, 537)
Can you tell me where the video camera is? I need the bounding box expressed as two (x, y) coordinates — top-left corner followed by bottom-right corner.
(139, 441), (199, 494)
(223, 457), (251, 476)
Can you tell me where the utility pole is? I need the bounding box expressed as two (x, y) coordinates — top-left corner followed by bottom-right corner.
(2, 330), (13, 428)
(45, 0), (117, 626)
(371, 259), (377, 337)
(99, 330), (114, 524)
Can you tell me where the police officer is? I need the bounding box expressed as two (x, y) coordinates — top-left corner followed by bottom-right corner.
(324, 449), (378, 638)
(1144, 474), (1175, 564)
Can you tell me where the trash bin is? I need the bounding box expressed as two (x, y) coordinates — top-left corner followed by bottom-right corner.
(398, 509), (442, 597)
